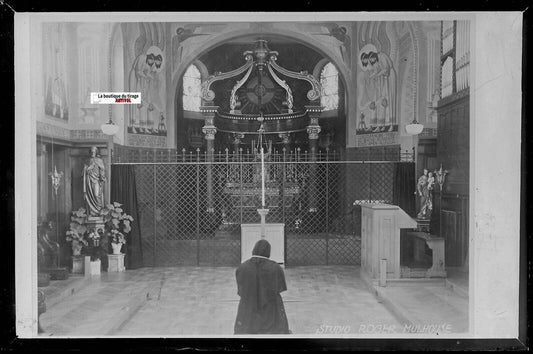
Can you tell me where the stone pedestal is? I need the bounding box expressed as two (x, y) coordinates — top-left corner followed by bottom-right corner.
(72, 255), (85, 274)
(86, 216), (105, 235)
(416, 218), (431, 233)
(88, 259), (101, 276)
(107, 253), (125, 273)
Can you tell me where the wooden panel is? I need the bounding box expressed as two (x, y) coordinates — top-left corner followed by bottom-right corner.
(442, 209), (465, 266)
(436, 95), (469, 196)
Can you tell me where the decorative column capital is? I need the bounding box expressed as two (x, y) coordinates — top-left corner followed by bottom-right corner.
(202, 125), (217, 140)
(307, 125), (321, 140)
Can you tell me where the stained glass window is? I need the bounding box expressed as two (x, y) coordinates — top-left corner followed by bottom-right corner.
(320, 62), (339, 111)
(183, 64), (202, 112)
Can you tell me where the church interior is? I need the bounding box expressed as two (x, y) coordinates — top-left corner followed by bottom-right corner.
(29, 18), (472, 336)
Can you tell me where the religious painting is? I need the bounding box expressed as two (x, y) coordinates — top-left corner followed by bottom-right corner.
(43, 23), (69, 121)
(356, 22), (399, 136)
(127, 23), (167, 137)
(356, 43), (398, 134)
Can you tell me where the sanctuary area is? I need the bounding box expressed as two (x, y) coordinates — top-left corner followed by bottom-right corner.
(25, 16), (472, 336)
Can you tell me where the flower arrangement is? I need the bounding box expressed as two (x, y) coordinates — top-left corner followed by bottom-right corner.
(65, 202), (133, 259)
(65, 207), (89, 256)
(110, 229), (127, 245)
(99, 202), (133, 248)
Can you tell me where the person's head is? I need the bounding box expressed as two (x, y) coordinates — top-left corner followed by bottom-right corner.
(428, 172), (433, 178)
(368, 52), (378, 65)
(146, 53), (155, 66)
(423, 168), (428, 175)
(90, 146), (98, 157)
(360, 52), (369, 68)
(252, 239), (271, 258)
(154, 54), (163, 69)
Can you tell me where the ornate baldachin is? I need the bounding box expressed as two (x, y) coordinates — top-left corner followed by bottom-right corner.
(267, 63), (294, 113)
(230, 63), (254, 113)
(201, 40), (323, 113)
(268, 54), (322, 102)
(217, 110), (308, 121)
(200, 54), (254, 101)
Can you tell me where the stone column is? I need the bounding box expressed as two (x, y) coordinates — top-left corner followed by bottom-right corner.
(201, 105), (218, 213)
(306, 112), (321, 213)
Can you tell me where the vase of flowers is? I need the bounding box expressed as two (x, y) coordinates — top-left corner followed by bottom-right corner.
(99, 202), (133, 256)
(110, 230), (126, 254)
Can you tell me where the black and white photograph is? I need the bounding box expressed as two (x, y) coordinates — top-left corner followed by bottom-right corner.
(10, 10), (525, 347)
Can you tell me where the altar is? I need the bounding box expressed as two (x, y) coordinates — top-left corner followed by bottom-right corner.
(223, 181), (299, 223)
(241, 222), (285, 265)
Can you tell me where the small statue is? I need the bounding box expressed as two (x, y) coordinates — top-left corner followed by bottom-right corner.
(83, 146), (106, 216)
(427, 171), (435, 215)
(416, 168), (432, 219)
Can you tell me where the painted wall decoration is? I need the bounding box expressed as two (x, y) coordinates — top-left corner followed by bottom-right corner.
(356, 23), (399, 136)
(43, 23), (69, 121)
(77, 23), (105, 126)
(127, 23), (167, 137)
(357, 31), (398, 134)
(355, 131), (399, 147)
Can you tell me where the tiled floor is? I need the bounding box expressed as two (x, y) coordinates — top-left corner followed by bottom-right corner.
(39, 266), (468, 337)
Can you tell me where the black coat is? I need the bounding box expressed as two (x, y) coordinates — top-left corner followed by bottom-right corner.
(234, 257), (290, 334)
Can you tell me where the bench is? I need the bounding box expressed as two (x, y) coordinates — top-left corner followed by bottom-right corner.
(406, 231), (447, 278)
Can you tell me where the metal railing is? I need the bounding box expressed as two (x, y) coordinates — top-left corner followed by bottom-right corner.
(113, 144), (414, 164)
(117, 153), (410, 267)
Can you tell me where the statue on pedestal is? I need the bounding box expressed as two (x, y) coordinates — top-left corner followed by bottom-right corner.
(416, 168), (433, 219)
(83, 146), (106, 216)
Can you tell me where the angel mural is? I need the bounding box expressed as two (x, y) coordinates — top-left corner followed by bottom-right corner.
(357, 43), (398, 133)
(128, 23), (166, 135)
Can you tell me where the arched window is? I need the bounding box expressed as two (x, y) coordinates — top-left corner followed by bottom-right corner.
(320, 62), (339, 111)
(182, 64), (202, 112)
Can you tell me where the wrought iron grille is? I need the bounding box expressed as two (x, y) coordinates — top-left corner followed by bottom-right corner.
(119, 149), (410, 267)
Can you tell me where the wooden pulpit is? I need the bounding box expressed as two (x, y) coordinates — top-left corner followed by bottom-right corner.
(361, 204), (417, 279)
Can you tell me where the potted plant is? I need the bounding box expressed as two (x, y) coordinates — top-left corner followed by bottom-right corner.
(99, 202), (133, 255)
(65, 208), (89, 256)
